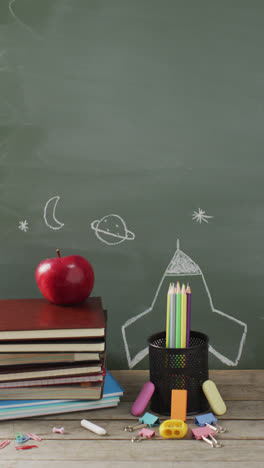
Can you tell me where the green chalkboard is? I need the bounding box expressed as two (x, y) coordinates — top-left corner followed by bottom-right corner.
(0, 0), (263, 369)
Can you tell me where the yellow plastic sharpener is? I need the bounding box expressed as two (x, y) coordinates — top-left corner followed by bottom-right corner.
(159, 419), (188, 439)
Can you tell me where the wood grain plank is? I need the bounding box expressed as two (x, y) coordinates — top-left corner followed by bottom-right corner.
(0, 440), (263, 461)
(3, 463), (264, 468)
(0, 370), (263, 466)
(119, 385), (264, 402)
(110, 370), (264, 401)
(0, 419), (263, 440)
(35, 400), (264, 420)
(111, 370), (264, 386)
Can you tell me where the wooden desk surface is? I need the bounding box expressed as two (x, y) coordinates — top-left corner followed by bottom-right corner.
(0, 370), (263, 467)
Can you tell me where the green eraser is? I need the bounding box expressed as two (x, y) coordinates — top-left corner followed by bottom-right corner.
(202, 380), (227, 415)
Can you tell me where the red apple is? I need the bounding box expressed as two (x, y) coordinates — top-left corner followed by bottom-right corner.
(35, 250), (95, 305)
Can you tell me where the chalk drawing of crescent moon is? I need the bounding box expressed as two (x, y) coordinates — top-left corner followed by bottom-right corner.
(43, 196), (64, 230)
(9, 0), (42, 40)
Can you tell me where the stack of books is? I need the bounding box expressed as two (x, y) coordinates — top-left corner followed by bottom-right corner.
(0, 297), (107, 400)
(0, 371), (124, 420)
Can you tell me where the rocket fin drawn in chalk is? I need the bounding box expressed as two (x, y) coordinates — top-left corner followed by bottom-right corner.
(121, 240), (247, 369)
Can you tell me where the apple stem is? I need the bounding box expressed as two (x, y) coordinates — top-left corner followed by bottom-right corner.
(56, 249), (61, 258)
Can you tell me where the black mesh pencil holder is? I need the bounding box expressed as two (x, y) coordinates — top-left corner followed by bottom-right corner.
(148, 330), (209, 416)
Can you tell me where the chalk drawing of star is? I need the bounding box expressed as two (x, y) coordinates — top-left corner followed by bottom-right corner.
(18, 220), (29, 232)
(192, 208), (214, 224)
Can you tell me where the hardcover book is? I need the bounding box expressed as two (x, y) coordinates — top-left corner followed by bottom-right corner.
(0, 371), (123, 419)
(0, 381), (104, 400)
(0, 339), (105, 353)
(0, 352), (102, 366)
(0, 362), (102, 382)
(0, 297), (106, 340)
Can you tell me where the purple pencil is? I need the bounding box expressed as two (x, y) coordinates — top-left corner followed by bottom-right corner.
(186, 284), (191, 347)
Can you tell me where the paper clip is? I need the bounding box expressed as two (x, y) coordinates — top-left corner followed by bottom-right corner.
(191, 427), (222, 448)
(27, 432), (42, 441)
(201, 433), (223, 448)
(208, 433), (223, 448)
(205, 423), (227, 434)
(131, 428), (155, 443)
(194, 413), (218, 426)
(194, 413), (226, 434)
(124, 422), (146, 432)
(192, 426), (215, 439)
(194, 412), (226, 433)
(201, 435), (215, 447)
(192, 426), (222, 448)
(0, 440), (10, 449)
(15, 445), (38, 450)
(15, 432), (31, 444)
(139, 413), (160, 427)
(124, 412), (160, 432)
(16, 436), (31, 444)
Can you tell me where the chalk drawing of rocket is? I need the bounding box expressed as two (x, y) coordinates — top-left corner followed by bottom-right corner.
(121, 240), (247, 369)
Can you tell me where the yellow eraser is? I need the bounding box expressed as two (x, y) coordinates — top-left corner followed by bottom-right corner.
(202, 380), (227, 415)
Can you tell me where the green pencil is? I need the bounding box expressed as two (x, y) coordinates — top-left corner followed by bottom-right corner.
(175, 282), (182, 348)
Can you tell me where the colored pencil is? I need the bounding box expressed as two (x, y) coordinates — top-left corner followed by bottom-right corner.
(166, 284), (171, 348)
(186, 284), (192, 347)
(169, 285), (176, 348)
(180, 284), (187, 348)
(175, 282), (182, 348)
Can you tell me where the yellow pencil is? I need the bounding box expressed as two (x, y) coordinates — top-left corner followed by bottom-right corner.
(181, 284), (187, 348)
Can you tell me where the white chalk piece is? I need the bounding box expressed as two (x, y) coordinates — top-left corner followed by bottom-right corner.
(81, 419), (106, 436)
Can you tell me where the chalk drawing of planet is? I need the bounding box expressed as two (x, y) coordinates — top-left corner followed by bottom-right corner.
(91, 214), (135, 246)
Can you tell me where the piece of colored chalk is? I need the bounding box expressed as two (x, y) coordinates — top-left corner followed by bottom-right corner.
(171, 389), (187, 421)
(131, 381), (155, 416)
(202, 380), (227, 415)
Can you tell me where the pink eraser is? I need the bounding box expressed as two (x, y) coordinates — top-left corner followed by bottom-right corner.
(131, 381), (155, 416)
